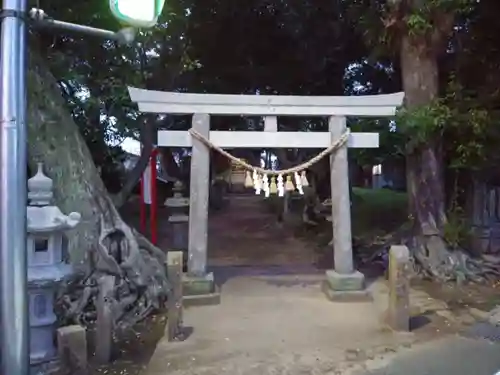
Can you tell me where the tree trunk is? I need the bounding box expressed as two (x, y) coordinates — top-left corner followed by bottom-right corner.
(159, 147), (182, 180)
(400, 36), (456, 279)
(400, 32), (500, 282)
(113, 119), (155, 209)
(27, 46), (169, 326)
(28, 52), (105, 264)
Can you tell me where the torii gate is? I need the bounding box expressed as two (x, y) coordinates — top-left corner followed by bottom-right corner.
(128, 87), (404, 300)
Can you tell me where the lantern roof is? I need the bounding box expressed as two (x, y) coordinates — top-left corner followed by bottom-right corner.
(27, 206), (81, 233)
(27, 163), (81, 233)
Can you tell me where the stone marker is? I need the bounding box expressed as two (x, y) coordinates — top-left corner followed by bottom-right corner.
(57, 325), (87, 371)
(95, 275), (115, 363)
(387, 245), (410, 331)
(167, 251), (183, 341)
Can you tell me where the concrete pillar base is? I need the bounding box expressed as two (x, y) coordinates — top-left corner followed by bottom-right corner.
(322, 270), (372, 302)
(182, 272), (221, 306)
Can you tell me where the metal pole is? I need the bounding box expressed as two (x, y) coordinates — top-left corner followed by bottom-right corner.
(0, 0), (30, 374)
(36, 18), (117, 40)
(29, 8), (137, 44)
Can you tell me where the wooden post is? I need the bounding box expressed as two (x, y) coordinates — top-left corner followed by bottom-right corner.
(167, 251), (184, 341)
(387, 245), (410, 331)
(188, 113), (210, 276)
(329, 116), (354, 274)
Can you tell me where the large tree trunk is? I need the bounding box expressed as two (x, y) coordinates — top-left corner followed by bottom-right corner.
(27, 46), (169, 326)
(400, 35), (499, 281)
(401, 36), (445, 229)
(400, 35), (460, 279)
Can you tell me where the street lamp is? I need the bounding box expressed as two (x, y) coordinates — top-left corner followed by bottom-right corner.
(0, 1), (165, 375)
(110, 0), (166, 28)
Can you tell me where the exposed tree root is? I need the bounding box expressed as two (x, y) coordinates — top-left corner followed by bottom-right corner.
(407, 234), (500, 284)
(356, 228), (500, 284)
(55, 203), (170, 330)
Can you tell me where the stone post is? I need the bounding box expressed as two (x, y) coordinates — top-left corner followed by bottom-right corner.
(57, 325), (88, 371)
(95, 275), (115, 364)
(387, 245), (410, 331)
(323, 116), (369, 301)
(167, 251), (184, 341)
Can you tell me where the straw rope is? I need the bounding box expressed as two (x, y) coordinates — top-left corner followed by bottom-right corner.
(187, 128), (350, 175)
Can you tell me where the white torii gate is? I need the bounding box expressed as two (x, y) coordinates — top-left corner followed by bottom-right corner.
(128, 87), (404, 299)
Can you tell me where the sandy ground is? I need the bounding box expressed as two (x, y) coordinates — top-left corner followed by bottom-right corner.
(143, 273), (459, 375)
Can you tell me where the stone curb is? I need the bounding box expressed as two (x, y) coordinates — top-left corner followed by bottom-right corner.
(468, 307), (492, 321)
(466, 305), (500, 327)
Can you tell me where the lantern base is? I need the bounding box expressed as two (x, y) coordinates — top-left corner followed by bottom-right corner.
(30, 326), (57, 365)
(30, 358), (61, 375)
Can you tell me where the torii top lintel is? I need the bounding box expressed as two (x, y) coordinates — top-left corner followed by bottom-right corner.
(127, 86), (404, 117)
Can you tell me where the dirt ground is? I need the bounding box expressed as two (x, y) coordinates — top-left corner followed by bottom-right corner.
(86, 277), (487, 375)
(143, 274), (460, 375)
(413, 279), (500, 314)
(94, 193), (500, 375)
(121, 193), (326, 268)
(207, 194), (323, 267)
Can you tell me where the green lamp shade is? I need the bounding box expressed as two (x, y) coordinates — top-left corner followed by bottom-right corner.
(109, 0), (165, 28)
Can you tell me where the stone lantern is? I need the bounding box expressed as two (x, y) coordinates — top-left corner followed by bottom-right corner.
(229, 159), (249, 193)
(229, 160), (246, 185)
(27, 163), (81, 364)
(165, 181), (189, 253)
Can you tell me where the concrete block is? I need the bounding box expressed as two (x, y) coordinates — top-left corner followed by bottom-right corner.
(57, 325), (87, 371)
(181, 272), (220, 306)
(323, 270), (371, 302)
(183, 272), (215, 295)
(326, 269), (365, 291)
(322, 281), (372, 302)
(183, 286), (221, 307)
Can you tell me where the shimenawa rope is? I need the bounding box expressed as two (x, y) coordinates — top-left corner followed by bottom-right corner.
(187, 128), (351, 176)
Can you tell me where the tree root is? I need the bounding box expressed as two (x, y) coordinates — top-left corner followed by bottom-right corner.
(406, 234), (500, 284)
(356, 227), (500, 284)
(56, 209), (171, 330)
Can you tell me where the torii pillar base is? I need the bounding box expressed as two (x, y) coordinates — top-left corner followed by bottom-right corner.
(182, 272), (221, 307)
(322, 270), (372, 302)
